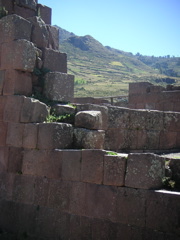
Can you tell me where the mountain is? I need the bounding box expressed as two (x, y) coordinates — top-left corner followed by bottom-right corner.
(56, 26), (180, 97)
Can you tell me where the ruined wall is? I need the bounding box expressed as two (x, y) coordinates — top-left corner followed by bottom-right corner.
(128, 82), (180, 112)
(0, 1), (180, 239)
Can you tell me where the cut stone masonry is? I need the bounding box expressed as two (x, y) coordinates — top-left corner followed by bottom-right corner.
(0, 1), (180, 239)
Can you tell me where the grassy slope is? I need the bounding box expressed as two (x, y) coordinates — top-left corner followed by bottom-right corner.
(60, 34), (180, 97)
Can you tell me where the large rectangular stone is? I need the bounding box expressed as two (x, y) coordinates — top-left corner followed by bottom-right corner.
(15, 0), (37, 10)
(0, 147), (8, 172)
(43, 72), (74, 102)
(42, 48), (67, 73)
(0, 96), (6, 121)
(81, 149), (104, 184)
(1, 39), (36, 72)
(0, 0), (13, 14)
(125, 153), (165, 189)
(0, 14), (32, 44)
(37, 4), (52, 24)
(47, 25), (59, 50)
(34, 176), (50, 206)
(7, 147), (23, 173)
(23, 123), (38, 149)
(3, 70), (32, 96)
(6, 123), (24, 148)
(22, 149), (63, 178)
(103, 154), (127, 186)
(0, 70), (5, 95)
(62, 150), (81, 181)
(14, 4), (36, 19)
(3, 95), (24, 122)
(37, 123), (73, 150)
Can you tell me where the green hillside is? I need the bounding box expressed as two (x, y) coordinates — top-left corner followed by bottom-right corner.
(58, 27), (180, 97)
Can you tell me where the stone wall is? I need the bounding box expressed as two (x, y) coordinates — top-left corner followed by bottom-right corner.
(0, 1), (180, 239)
(128, 82), (180, 112)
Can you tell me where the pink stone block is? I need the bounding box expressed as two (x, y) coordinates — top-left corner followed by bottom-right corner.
(3, 95), (24, 122)
(3, 70), (32, 96)
(1, 40), (36, 72)
(103, 154), (127, 186)
(0, 96), (6, 121)
(125, 153), (165, 189)
(0, 14), (32, 44)
(62, 150), (81, 181)
(37, 4), (52, 24)
(23, 123), (38, 149)
(47, 25), (59, 50)
(14, 5), (36, 18)
(42, 48), (67, 73)
(159, 130), (177, 149)
(6, 123), (24, 148)
(15, 0), (37, 10)
(22, 149), (63, 178)
(7, 147), (23, 173)
(37, 123), (73, 150)
(81, 150), (104, 184)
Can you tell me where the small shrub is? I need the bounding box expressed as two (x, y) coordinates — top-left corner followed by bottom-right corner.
(162, 177), (175, 190)
(106, 151), (118, 156)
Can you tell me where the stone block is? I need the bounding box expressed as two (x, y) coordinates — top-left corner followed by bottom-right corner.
(107, 106), (130, 129)
(69, 181), (86, 215)
(12, 174), (35, 203)
(117, 187), (146, 227)
(7, 147), (23, 173)
(0, 172), (15, 200)
(47, 25), (59, 50)
(146, 190), (180, 234)
(20, 97), (49, 123)
(42, 48), (67, 73)
(43, 72), (74, 102)
(34, 176), (50, 206)
(164, 111), (180, 132)
(2, 70), (32, 96)
(1, 39), (36, 72)
(116, 223), (144, 240)
(75, 110), (102, 130)
(55, 211), (70, 239)
(14, 4), (36, 18)
(0, 147), (8, 172)
(23, 123), (38, 149)
(37, 4), (52, 24)
(6, 123), (24, 148)
(169, 158), (180, 188)
(22, 149), (63, 178)
(37, 123), (73, 149)
(0, 14), (32, 44)
(0, 96), (6, 121)
(159, 130), (177, 149)
(129, 82), (152, 95)
(125, 153), (165, 189)
(74, 128), (105, 149)
(3, 95), (24, 122)
(62, 150), (81, 181)
(0, 121), (7, 146)
(0, 0), (14, 14)
(85, 183), (117, 221)
(81, 149), (104, 184)
(15, 0), (37, 10)
(28, 16), (49, 48)
(51, 104), (76, 116)
(103, 154), (127, 186)
(48, 179), (71, 211)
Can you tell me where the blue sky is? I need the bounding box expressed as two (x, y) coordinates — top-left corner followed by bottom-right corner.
(39, 0), (180, 57)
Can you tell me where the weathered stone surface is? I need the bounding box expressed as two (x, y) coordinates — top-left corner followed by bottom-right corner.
(15, 0), (37, 10)
(3, 95), (24, 122)
(76, 104), (109, 130)
(0, 121), (7, 147)
(28, 16), (49, 48)
(20, 97), (49, 123)
(51, 104), (75, 116)
(75, 110), (103, 130)
(14, 4), (36, 19)
(47, 25), (59, 50)
(169, 158), (180, 188)
(62, 150), (81, 181)
(0, 147), (8, 172)
(74, 128), (105, 149)
(81, 150), (104, 184)
(42, 48), (67, 73)
(7, 147), (23, 173)
(103, 154), (127, 186)
(0, 14), (32, 44)
(43, 72), (74, 102)
(1, 39), (36, 72)
(0, 70), (5, 95)
(37, 4), (52, 24)
(0, 0), (13, 14)
(125, 153), (165, 189)
(6, 123), (24, 148)
(22, 149), (63, 178)
(37, 123), (73, 149)
(2, 70), (32, 96)
(23, 123), (38, 149)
